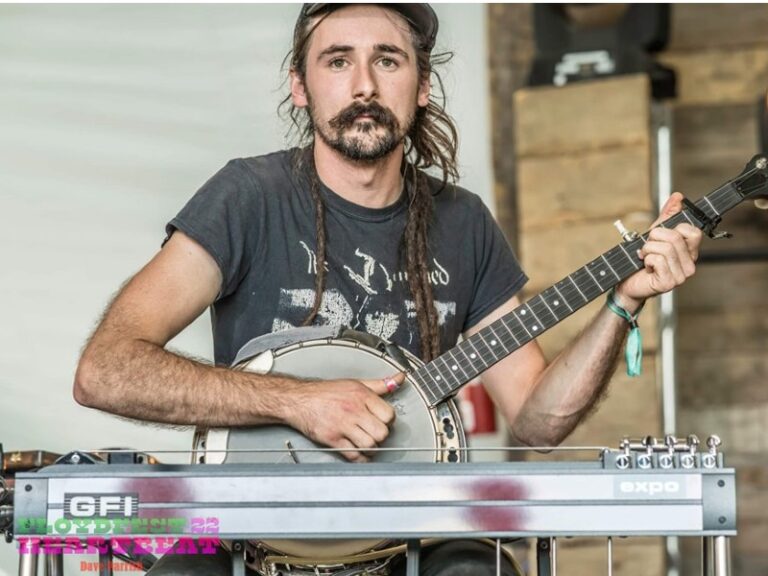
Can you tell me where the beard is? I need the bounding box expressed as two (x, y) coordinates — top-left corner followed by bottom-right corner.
(309, 98), (415, 162)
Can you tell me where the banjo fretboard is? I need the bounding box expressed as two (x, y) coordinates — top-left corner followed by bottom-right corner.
(411, 177), (752, 407)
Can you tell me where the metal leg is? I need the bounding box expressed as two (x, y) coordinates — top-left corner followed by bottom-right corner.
(552, 537), (557, 576)
(702, 537), (714, 576)
(713, 536), (730, 576)
(406, 539), (421, 576)
(231, 540), (245, 576)
(496, 539), (501, 576)
(667, 536), (681, 576)
(536, 538), (553, 576)
(18, 553), (38, 576)
(99, 547), (113, 576)
(44, 553), (63, 576)
(607, 537), (613, 576)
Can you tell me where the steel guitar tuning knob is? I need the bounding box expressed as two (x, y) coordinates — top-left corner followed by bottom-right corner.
(702, 435), (722, 469)
(642, 435), (658, 450)
(637, 436), (655, 469)
(615, 437), (632, 469)
(614, 220), (639, 242)
(620, 438), (631, 452)
(660, 435), (676, 469)
(681, 435), (699, 469)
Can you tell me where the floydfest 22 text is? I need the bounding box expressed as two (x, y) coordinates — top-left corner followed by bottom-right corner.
(16, 516), (219, 535)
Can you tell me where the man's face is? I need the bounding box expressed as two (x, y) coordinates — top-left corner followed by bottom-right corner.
(291, 5), (431, 161)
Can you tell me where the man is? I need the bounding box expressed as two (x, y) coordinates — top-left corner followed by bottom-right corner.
(74, 4), (702, 575)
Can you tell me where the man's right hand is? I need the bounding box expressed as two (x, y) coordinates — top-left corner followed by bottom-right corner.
(282, 373), (405, 462)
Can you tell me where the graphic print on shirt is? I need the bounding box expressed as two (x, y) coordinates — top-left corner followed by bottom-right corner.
(271, 243), (457, 343)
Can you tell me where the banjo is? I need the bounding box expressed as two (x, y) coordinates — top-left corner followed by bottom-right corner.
(192, 156), (768, 568)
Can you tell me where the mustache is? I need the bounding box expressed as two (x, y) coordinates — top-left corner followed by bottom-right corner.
(328, 101), (398, 131)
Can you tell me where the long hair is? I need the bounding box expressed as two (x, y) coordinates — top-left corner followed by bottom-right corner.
(279, 6), (459, 361)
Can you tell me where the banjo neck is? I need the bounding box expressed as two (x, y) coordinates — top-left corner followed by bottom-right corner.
(410, 165), (762, 407)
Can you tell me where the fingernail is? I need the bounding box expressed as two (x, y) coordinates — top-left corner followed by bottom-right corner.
(384, 377), (400, 393)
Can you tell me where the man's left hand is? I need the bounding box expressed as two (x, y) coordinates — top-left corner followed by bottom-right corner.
(614, 192), (703, 311)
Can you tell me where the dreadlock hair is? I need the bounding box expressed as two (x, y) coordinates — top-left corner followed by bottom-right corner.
(279, 5), (460, 362)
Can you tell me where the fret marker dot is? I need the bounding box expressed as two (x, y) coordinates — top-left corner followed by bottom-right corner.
(554, 300), (560, 306)
(532, 325), (538, 331)
(520, 309), (526, 315)
(491, 340), (497, 346)
(452, 365), (458, 371)
(436, 376), (441, 381)
(470, 353), (477, 359)
(600, 270), (606, 277)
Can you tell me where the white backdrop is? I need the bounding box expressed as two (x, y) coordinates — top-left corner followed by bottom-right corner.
(0, 4), (495, 573)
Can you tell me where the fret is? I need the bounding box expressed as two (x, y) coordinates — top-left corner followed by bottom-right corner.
(513, 311), (533, 339)
(585, 259), (615, 292)
(417, 374), (441, 405)
(464, 338), (486, 367)
(538, 289), (561, 322)
(604, 245), (636, 277)
(667, 213), (688, 229)
(410, 368), (429, 390)
(457, 340), (489, 374)
(411, 368), (441, 404)
(600, 254), (621, 281)
(583, 263), (605, 291)
(530, 295), (558, 327)
(434, 363), (455, 392)
(486, 325), (509, 355)
(446, 349), (470, 380)
(571, 268), (602, 299)
(681, 210), (695, 226)
(494, 319), (521, 350)
(517, 302), (544, 340)
(567, 275), (589, 303)
(498, 317), (521, 346)
(715, 185), (745, 213)
(523, 302), (545, 334)
(659, 212), (684, 229)
(425, 358), (451, 392)
(617, 242), (640, 272)
(420, 362), (450, 396)
(552, 284), (574, 312)
(702, 196), (720, 216)
(435, 355), (463, 388)
(472, 331), (495, 361)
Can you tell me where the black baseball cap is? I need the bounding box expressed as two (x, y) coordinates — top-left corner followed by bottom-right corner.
(297, 4), (439, 52)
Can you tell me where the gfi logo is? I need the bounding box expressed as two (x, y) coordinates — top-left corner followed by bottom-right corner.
(64, 493), (139, 519)
(619, 481), (681, 495)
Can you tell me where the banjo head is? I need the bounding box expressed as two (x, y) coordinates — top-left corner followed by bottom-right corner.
(195, 337), (465, 466)
(192, 336), (467, 564)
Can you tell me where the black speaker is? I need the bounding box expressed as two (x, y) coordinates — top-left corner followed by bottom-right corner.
(528, 4), (676, 99)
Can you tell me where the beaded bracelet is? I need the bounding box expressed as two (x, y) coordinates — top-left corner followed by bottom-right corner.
(606, 288), (645, 377)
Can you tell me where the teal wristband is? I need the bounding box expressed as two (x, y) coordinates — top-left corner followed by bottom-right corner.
(606, 288), (644, 377)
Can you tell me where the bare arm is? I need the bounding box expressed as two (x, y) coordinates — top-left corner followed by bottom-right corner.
(74, 231), (397, 461)
(469, 193), (703, 446)
(469, 296), (628, 447)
